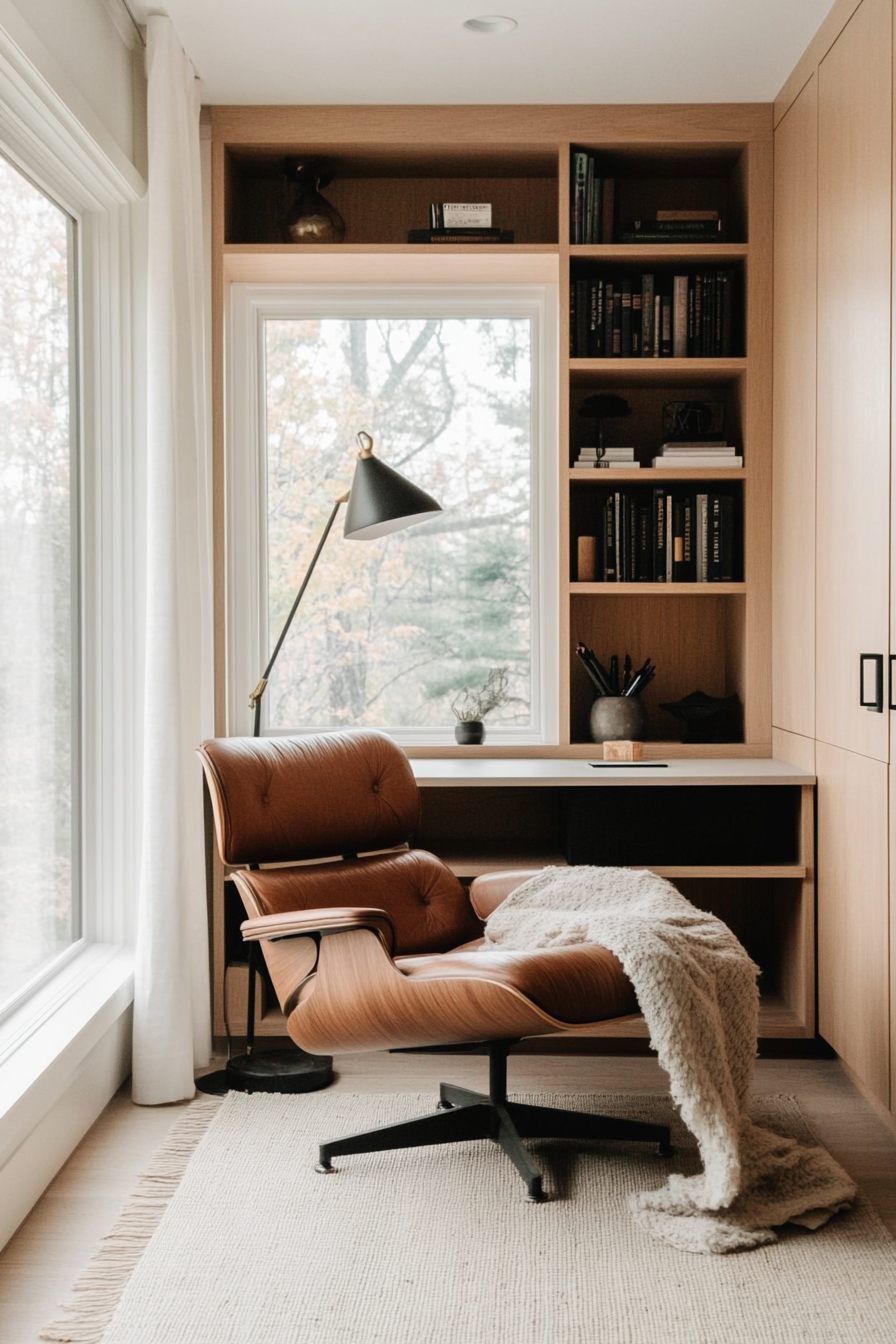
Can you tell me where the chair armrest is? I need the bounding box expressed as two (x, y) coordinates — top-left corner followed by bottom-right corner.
(240, 907), (395, 955)
(469, 870), (543, 920)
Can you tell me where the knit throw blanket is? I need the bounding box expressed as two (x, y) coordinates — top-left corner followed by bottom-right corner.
(483, 866), (857, 1254)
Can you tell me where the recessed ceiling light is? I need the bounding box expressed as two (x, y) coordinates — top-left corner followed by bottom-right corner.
(463, 16), (518, 34)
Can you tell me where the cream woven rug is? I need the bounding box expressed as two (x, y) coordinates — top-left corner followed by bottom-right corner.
(44, 1091), (896, 1344)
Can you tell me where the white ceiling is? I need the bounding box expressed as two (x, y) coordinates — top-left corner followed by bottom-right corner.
(132, 1), (837, 105)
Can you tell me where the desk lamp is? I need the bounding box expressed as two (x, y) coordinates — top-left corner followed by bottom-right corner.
(198, 432), (442, 1096)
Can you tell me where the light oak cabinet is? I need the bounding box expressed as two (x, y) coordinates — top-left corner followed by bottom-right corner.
(774, 0), (894, 1110)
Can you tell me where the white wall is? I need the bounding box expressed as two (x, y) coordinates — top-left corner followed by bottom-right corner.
(0, 0), (146, 177)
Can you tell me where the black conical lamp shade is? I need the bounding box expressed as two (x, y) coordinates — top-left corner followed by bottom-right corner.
(344, 435), (442, 540)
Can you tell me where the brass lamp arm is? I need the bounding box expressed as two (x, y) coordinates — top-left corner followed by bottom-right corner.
(250, 491), (349, 736)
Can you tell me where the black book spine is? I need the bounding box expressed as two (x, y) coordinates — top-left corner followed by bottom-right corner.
(687, 276), (696, 358)
(719, 494), (734, 581)
(569, 282), (576, 354)
(628, 494), (637, 581)
(641, 273), (654, 357)
(682, 493), (695, 581)
(603, 495), (616, 581)
(637, 501), (651, 581)
(693, 272), (703, 356)
(652, 486), (666, 582)
(660, 292), (672, 357)
(603, 284), (614, 359)
(720, 268), (733, 356)
(575, 278), (588, 359)
(588, 279), (604, 357)
(620, 277), (633, 357)
(614, 492), (622, 580)
(709, 493), (721, 580)
(671, 495), (686, 581)
(612, 285), (623, 357)
(631, 287), (642, 355)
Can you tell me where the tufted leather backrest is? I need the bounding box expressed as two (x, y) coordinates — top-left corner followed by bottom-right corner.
(197, 730), (420, 866)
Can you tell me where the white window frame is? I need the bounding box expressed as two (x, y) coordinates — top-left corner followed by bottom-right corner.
(226, 268), (559, 745)
(0, 23), (143, 1047)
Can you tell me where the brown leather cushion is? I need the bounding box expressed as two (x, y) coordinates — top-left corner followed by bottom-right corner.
(234, 850), (484, 955)
(396, 939), (638, 1025)
(198, 730), (420, 865)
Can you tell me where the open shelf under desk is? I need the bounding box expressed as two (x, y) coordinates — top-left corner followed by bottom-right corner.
(231, 995), (809, 1045)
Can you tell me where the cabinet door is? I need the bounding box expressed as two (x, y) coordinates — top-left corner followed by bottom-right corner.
(773, 74), (817, 741)
(817, 741), (890, 1105)
(816, 0), (892, 761)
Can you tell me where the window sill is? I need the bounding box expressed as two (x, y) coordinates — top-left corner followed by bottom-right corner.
(0, 944), (134, 1168)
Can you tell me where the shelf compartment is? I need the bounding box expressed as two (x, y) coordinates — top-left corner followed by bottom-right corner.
(224, 145), (559, 246)
(570, 590), (746, 744)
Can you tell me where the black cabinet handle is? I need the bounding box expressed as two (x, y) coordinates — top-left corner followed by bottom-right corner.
(860, 653), (884, 712)
(890, 655), (896, 711)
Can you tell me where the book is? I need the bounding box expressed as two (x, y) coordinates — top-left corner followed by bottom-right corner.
(652, 487), (666, 581)
(571, 152), (587, 244)
(652, 455), (742, 467)
(673, 275), (688, 358)
(660, 294), (672, 356)
(660, 441), (731, 451)
(602, 497), (616, 581)
(620, 277), (633, 357)
(708, 493), (735, 580)
(575, 278), (589, 360)
(641, 273), (654, 357)
(430, 203), (492, 228)
(408, 228), (514, 243)
(656, 209), (719, 221)
(696, 493), (708, 581)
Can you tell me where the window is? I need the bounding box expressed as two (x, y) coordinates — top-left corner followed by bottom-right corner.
(0, 155), (79, 1012)
(228, 275), (558, 744)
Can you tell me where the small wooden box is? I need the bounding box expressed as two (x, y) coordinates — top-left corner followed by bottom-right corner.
(602, 740), (644, 762)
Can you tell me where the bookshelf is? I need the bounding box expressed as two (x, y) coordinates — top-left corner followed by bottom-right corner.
(211, 104), (772, 758)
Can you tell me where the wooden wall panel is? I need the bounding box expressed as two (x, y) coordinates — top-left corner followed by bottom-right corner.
(817, 740), (890, 1104)
(772, 75), (817, 741)
(815, 0), (892, 761)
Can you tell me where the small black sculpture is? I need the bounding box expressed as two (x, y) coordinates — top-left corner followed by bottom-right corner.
(578, 394), (632, 456)
(659, 690), (742, 744)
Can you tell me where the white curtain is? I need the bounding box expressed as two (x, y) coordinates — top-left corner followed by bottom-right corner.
(132, 16), (213, 1104)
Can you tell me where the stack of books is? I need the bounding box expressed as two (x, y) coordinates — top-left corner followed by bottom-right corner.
(574, 447), (639, 469)
(590, 488), (738, 583)
(652, 442), (742, 468)
(618, 211), (727, 245)
(569, 270), (737, 358)
(409, 202), (514, 244)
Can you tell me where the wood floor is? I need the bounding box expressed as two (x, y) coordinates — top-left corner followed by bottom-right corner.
(1, 1052), (895, 1344)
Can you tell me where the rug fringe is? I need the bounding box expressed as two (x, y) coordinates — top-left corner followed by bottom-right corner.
(40, 1095), (222, 1344)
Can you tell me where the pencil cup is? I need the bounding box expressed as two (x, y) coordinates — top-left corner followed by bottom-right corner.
(589, 696), (648, 744)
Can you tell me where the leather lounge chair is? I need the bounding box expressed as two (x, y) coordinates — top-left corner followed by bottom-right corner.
(197, 729), (671, 1201)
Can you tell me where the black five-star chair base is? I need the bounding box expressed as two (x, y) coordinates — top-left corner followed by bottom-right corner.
(315, 1041), (673, 1201)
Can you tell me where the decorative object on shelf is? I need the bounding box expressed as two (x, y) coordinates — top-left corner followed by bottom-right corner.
(576, 644), (655, 744)
(590, 695), (648, 744)
(618, 213), (727, 244)
(659, 689), (742, 744)
(451, 666), (510, 745)
(663, 399), (725, 443)
(248, 431), (441, 738)
(282, 157), (346, 244)
(430, 203), (492, 228)
(578, 393), (632, 455)
(603, 739), (644, 761)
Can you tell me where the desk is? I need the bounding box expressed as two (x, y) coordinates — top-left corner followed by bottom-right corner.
(411, 757), (816, 1046)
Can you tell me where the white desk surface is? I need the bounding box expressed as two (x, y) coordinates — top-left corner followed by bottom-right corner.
(410, 757), (815, 788)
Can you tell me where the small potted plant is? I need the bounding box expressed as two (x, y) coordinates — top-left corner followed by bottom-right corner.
(451, 667), (510, 745)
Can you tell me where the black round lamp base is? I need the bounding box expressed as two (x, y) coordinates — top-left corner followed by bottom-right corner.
(196, 1050), (334, 1096)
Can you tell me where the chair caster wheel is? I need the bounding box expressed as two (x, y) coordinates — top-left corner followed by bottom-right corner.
(525, 1191), (547, 1203)
(315, 1161), (335, 1174)
(656, 1141), (674, 1159)
(436, 1100), (454, 1111)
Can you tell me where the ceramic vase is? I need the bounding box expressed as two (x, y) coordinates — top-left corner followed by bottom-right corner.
(589, 696), (648, 744)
